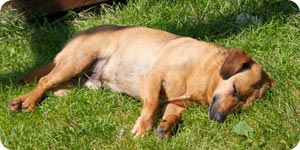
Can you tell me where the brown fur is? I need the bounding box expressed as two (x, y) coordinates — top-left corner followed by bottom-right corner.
(7, 25), (275, 139)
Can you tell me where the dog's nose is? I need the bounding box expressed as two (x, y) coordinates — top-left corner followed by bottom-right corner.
(214, 114), (226, 123)
(209, 111), (226, 123)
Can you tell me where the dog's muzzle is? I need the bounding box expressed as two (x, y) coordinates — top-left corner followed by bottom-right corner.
(208, 95), (227, 123)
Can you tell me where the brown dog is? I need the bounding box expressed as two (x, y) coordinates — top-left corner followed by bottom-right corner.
(7, 25), (275, 139)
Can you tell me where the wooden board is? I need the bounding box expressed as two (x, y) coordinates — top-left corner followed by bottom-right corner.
(11, 0), (111, 16)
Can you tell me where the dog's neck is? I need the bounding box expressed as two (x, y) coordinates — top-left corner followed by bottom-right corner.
(205, 46), (229, 105)
(217, 46), (228, 55)
(159, 46), (229, 107)
(183, 46), (228, 106)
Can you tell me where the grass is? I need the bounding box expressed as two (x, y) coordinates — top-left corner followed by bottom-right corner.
(0, 0), (299, 149)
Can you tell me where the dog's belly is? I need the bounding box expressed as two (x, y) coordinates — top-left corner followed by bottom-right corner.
(103, 58), (152, 99)
(85, 50), (158, 99)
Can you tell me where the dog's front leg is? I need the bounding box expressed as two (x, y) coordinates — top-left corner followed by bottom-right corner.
(131, 74), (162, 138)
(157, 103), (185, 139)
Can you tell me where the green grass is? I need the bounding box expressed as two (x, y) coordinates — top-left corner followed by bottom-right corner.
(0, 0), (299, 149)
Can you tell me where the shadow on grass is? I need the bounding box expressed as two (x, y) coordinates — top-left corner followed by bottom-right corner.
(164, 0), (299, 40)
(0, 0), (298, 87)
(0, 0), (125, 87)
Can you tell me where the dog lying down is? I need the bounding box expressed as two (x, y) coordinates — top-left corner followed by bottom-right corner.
(7, 25), (275, 139)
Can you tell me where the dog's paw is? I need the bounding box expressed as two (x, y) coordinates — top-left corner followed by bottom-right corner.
(156, 124), (172, 139)
(130, 127), (148, 138)
(7, 98), (23, 113)
(131, 117), (153, 138)
(7, 95), (37, 113)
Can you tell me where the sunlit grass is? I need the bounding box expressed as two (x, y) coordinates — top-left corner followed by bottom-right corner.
(0, 0), (299, 149)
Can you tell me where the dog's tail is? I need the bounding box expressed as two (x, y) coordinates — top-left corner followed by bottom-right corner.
(19, 62), (55, 85)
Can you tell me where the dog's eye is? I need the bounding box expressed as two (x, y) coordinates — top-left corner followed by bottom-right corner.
(242, 62), (249, 69)
(232, 84), (238, 97)
(212, 95), (218, 103)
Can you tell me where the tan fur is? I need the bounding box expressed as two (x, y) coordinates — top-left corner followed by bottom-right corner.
(7, 25), (275, 139)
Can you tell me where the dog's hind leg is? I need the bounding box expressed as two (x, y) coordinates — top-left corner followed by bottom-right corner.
(18, 62), (55, 85)
(50, 76), (86, 97)
(19, 62), (87, 97)
(7, 46), (98, 112)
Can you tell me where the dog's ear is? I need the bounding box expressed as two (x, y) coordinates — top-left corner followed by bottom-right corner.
(220, 48), (251, 80)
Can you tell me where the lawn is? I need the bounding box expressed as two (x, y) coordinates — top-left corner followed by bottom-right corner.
(0, 0), (299, 149)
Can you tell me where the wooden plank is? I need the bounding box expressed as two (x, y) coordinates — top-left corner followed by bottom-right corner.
(10, 0), (111, 16)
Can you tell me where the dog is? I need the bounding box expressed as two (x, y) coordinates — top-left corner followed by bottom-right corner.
(7, 25), (275, 139)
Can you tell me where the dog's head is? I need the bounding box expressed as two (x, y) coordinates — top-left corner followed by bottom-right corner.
(208, 48), (275, 123)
